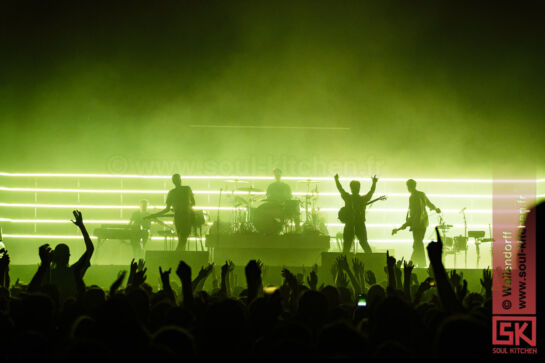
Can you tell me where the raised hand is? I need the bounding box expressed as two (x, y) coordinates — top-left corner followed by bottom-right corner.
(352, 258), (364, 278)
(404, 260), (414, 275)
(403, 260), (415, 299)
(419, 277), (434, 292)
(38, 244), (53, 265)
(336, 255), (350, 271)
(456, 279), (468, 301)
(306, 270), (318, 290)
(128, 258), (137, 285)
(159, 266), (172, 287)
(365, 270), (376, 285)
(334, 174), (339, 180)
(245, 260), (263, 301)
(110, 270), (127, 294)
(372, 175), (378, 184)
(449, 269), (463, 288)
(0, 249), (10, 288)
(71, 210), (84, 227)
(281, 267), (297, 288)
(330, 262), (339, 281)
(426, 227), (443, 263)
(0, 249), (9, 269)
(200, 263), (215, 278)
(176, 261), (192, 282)
(396, 257), (404, 270)
(133, 266), (147, 286)
(336, 271), (349, 289)
(221, 260), (234, 277)
(480, 267), (492, 295)
(386, 250), (396, 268)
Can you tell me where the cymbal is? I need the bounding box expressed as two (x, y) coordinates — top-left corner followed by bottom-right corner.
(232, 196), (249, 206)
(237, 187), (263, 192)
(437, 224), (453, 230)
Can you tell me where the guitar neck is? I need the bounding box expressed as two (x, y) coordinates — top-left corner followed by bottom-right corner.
(366, 196), (386, 206)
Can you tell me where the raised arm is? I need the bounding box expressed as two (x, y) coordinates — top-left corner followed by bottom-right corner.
(427, 227), (464, 313)
(176, 260), (194, 308)
(365, 175), (378, 199)
(334, 174), (348, 197)
(0, 249), (10, 288)
(71, 210), (94, 263)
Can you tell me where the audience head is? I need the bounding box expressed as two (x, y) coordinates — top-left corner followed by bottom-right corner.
(52, 243), (70, 267)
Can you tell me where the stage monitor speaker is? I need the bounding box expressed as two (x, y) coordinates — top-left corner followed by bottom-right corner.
(321, 252), (388, 284)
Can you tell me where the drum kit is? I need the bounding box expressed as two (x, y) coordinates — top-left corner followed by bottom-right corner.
(223, 179), (327, 235)
(438, 208), (494, 268)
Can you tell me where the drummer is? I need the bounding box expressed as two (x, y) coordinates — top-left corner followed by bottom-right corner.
(267, 168), (301, 230)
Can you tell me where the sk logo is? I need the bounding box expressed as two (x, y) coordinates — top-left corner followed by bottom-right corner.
(493, 316), (537, 346)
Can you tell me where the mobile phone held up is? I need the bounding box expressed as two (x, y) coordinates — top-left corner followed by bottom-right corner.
(356, 294), (367, 307)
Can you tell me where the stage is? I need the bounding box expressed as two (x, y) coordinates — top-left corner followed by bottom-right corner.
(206, 231), (331, 265)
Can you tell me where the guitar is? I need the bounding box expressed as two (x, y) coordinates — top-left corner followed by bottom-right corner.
(337, 195), (387, 223)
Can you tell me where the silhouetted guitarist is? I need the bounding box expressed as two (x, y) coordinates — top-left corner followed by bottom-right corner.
(334, 174), (378, 254)
(392, 179), (441, 267)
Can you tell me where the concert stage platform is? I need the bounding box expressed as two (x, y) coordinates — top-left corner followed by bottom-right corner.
(206, 231), (331, 266)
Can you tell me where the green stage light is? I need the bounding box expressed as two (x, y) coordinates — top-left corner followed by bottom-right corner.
(0, 202), (495, 214)
(0, 203), (244, 211)
(0, 217), (495, 229)
(1, 172), (542, 183)
(0, 186), (518, 199)
(2, 233), (415, 243)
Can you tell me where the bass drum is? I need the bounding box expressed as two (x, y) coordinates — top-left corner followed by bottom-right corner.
(283, 199), (301, 220)
(253, 201), (283, 234)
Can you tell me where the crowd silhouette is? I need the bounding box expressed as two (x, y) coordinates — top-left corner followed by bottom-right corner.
(0, 209), (508, 359)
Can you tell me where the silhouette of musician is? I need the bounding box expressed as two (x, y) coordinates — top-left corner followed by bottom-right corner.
(147, 174), (195, 252)
(392, 179), (441, 267)
(129, 199), (151, 258)
(267, 168), (300, 230)
(334, 174), (377, 254)
(267, 168), (292, 202)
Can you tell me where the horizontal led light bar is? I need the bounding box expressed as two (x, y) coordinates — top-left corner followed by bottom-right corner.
(0, 202), (494, 214)
(2, 233), (416, 243)
(0, 203), (242, 211)
(0, 187), (510, 199)
(1, 172), (542, 183)
(2, 234), (202, 241)
(0, 218), (492, 229)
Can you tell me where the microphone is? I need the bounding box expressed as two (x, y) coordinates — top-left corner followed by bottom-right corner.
(459, 207), (466, 214)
